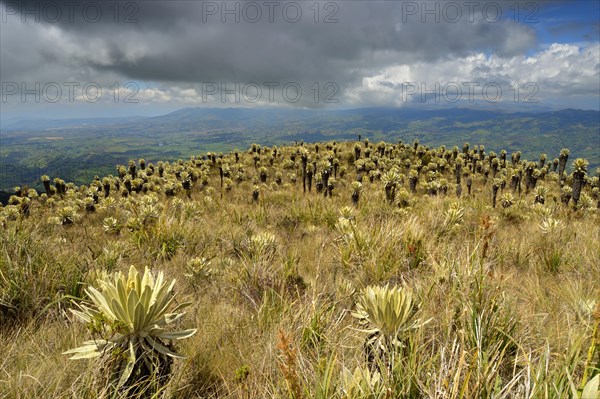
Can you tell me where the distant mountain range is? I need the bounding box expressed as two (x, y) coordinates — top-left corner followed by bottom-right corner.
(1, 107), (598, 191)
(4, 106), (598, 132)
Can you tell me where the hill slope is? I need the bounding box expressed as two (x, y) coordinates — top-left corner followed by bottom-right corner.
(1, 139), (598, 398)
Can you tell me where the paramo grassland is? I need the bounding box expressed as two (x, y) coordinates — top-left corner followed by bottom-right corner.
(1, 139), (599, 398)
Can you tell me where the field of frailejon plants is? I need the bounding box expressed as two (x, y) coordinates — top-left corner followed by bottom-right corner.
(1, 140), (599, 398)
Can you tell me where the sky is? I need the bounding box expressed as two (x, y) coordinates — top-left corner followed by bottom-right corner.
(0, 0), (599, 120)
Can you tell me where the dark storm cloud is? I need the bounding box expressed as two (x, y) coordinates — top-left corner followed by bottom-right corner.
(3, 0), (598, 111)
(1, 1), (537, 85)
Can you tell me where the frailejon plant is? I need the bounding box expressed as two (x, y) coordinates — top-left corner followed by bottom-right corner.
(185, 257), (214, 281)
(340, 366), (385, 399)
(64, 265), (196, 392)
(572, 158), (589, 207)
(443, 203), (464, 234)
(559, 148), (570, 183)
(500, 193), (514, 209)
(561, 186), (573, 206)
(534, 185), (549, 205)
(539, 217), (563, 236)
(50, 205), (79, 226)
(246, 232), (278, 261)
(41, 175), (53, 196)
(352, 285), (429, 365)
(326, 177), (335, 197)
(570, 374), (599, 399)
(250, 184), (260, 202)
(381, 170), (400, 203)
(351, 181), (363, 206)
(394, 187), (411, 208)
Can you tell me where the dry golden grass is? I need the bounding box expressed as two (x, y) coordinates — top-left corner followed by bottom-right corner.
(1, 141), (599, 398)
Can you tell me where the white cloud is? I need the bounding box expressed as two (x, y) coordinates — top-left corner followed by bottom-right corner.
(346, 43), (600, 108)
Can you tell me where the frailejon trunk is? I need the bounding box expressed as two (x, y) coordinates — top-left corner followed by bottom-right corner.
(572, 172), (584, 205)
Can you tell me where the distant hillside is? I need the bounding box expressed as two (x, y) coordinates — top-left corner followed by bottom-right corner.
(1, 107), (598, 190)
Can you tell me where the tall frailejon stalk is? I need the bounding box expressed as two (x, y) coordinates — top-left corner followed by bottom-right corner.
(466, 174), (473, 196)
(499, 149), (507, 166)
(511, 151), (521, 167)
(408, 170), (419, 193)
(54, 178), (66, 197)
(300, 148), (308, 193)
(218, 160), (224, 190)
(382, 170), (400, 203)
(320, 160), (332, 197)
(571, 158), (588, 207)
(491, 157), (499, 178)
(306, 163), (314, 193)
(539, 153), (547, 168)
(551, 157), (559, 172)
(333, 157), (340, 178)
(510, 169), (521, 194)
(462, 142), (470, 156)
(524, 162), (536, 192)
(315, 172), (324, 194)
(128, 160), (137, 179)
(454, 159), (463, 197)
(531, 168), (541, 190)
(326, 178), (335, 197)
(354, 143), (361, 162)
(558, 148), (569, 185)
(455, 182), (462, 197)
(351, 181), (363, 206)
(102, 177), (111, 198)
(492, 179), (500, 208)
(259, 166), (268, 183)
(41, 175), (52, 196)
